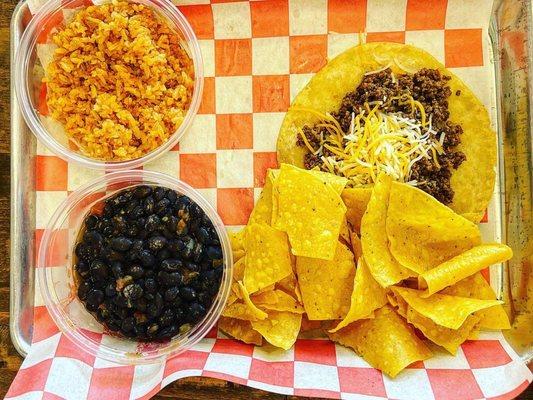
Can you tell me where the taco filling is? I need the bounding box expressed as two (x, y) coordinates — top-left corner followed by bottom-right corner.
(295, 68), (465, 205)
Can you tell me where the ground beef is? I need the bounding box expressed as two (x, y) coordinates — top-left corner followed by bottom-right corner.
(297, 68), (466, 205)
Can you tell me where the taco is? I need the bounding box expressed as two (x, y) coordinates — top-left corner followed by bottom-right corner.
(277, 42), (496, 222)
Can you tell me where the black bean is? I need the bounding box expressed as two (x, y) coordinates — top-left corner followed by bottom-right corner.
(76, 261), (91, 278)
(147, 236), (167, 252)
(131, 239), (144, 253)
(121, 316), (135, 332)
(102, 225), (114, 237)
(128, 206), (144, 220)
(166, 190), (178, 203)
(144, 278), (157, 293)
(196, 227), (210, 244)
(111, 215), (128, 233)
(106, 319), (121, 332)
(184, 262), (200, 272)
(158, 325), (178, 339)
(155, 198), (171, 216)
(123, 284), (143, 301)
(145, 215), (161, 233)
(139, 250), (156, 267)
(158, 271), (183, 287)
(113, 294), (129, 309)
(157, 249), (171, 261)
(110, 261), (123, 279)
(134, 298), (148, 312)
(134, 185), (152, 199)
(165, 216), (179, 231)
(206, 246), (222, 260)
(180, 287), (197, 302)
(164, 286), (179, 302)
(147, 303), (162, 318)
(77, 281), (92, 300)
(105, 283), (117, 298)
(181, 236), (195, 260)
(101, 247), (124, 262)
(176, 196), (191, 211)
(86, 289), (104, 308)
(127, 265), (144, 279)
(103, 203), (114, 218)
(187, 302), (206, 322)
(143, 196), (155, 214)
(90, 260), (108, 281)
(126, 225), (139, 238)
(85, 215), (99, 230)
(167, 239), (185, 255)
(192, 242), (204, 262)
(159, 308), (175, 327)
(110, 237), (133, 251)
(160, 259), (182, 272)
(182, 271), (200, 285)
(75, 242), (98, 263)
(198, 291), (213, 308)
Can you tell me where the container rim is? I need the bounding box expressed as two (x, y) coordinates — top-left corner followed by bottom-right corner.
(14, 0), (204, 170)
(37, 170), (233, 364)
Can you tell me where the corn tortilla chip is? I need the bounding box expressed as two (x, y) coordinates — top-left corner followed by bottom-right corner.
(255, 290), (304, 314)
(249, 169), (278, 226)
(229, 230), (245, 252)
(386, 182), (482, 274)
(222, 301), (267, 321)
(233, 249), (245, 263)
(349, 230), (362, 261)
(341, 187), (372, 233)
(339, 217), (350, 244)
(441, 273), (511, 330)
(276, 272), (302, 303)
(296, 240), (356, 320)
(252, 311), (302, 350)
(273, 163), (347, 260)
(391, 286), (502, 329)
(329, 306), (432, 377)
(243, 223), (293, 293)
(233, 258), (245, 282)
(219, 317), (263, 345)
(283, 164), (348, 194)
(330, 258), (387, 332)
(238, 281), (269, 319)
(419, 244), (513, 296)
(361, 175), (413, 287)
(406, 306), (480, 354)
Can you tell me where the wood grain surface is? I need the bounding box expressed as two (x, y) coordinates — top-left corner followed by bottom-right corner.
(0, 0), (531, 399)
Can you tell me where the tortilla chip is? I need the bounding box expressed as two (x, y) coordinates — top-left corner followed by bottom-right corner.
(339, 217), (351, 244)
(330, 258), (388, 332)
(329, 306), (432, 377)
(277, 42), (496, 221)
(229, 230), (245, 252)
(233, 257), (245, 282)
(386, 182), (482, 274)
(276, 272), (302, 303)
(233, 281), (269, 320)
(254, 289), (305, 314)
(341, 187), (372, 232)
(390, 286), (502, 329)
(218, 317), (263, 345)
(273, 163), (347, 260)
(419, 244), (513, 296)
(296, 240), (356, 320)
(361, 175), (413, 287)
(441, 273), (511, 330)
(249, 169), (277, 226)
(222, 301), (267, 321)
(233, 249), (245, 263)
(243, 223), (293, 293)
(406, 306), (480, 354)
(306, 168), (348, 194)
(252, 311), (302, 350)
(349, 230), (362, 260)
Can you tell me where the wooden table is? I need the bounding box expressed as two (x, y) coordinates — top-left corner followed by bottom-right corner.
(0, 1), (531, 398)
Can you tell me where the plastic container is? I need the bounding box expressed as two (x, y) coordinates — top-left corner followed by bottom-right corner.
(37, 170), (232, 364)
(14, 0), (204, 170)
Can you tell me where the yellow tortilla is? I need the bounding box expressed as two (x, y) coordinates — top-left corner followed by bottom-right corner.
(441, 273), (511, 330)
(277, 42), (496, 221)
(341, 187), (372, 233)
(249, 169), (277, 226)
(252, 311), (302, 350)
(361, 175), (413, 287)
(391, 286), (503, 330)
(419, 244), (513, 296)
(296, 240), (356, 320)
(387, 182), (482, 274)
(330, 258), (388, 332)
(329, 306), (432, 377)
(219, 317), (263, 345)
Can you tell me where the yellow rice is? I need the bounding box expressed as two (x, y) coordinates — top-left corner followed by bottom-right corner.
(45, 0), (194, 161)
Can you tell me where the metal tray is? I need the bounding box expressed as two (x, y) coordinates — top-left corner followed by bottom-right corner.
(10, 0), (533, 363)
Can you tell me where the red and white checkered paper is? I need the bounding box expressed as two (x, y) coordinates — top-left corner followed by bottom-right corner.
(8, 0), (532, 399)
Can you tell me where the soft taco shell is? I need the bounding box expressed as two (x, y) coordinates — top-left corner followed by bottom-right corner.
(277, 42), (496, 221)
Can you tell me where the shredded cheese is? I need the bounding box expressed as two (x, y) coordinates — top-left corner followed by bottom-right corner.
(296, 96), (445, 187)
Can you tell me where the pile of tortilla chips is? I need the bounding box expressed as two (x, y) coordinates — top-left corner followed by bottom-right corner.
(221, 165), (513, 377)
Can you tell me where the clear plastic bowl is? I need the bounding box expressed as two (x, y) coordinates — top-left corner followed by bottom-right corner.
(37, 170), (232, 364)
(15, 0), (204, 170)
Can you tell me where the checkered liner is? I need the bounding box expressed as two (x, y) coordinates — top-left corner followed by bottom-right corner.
(7, 0), (532, 399)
